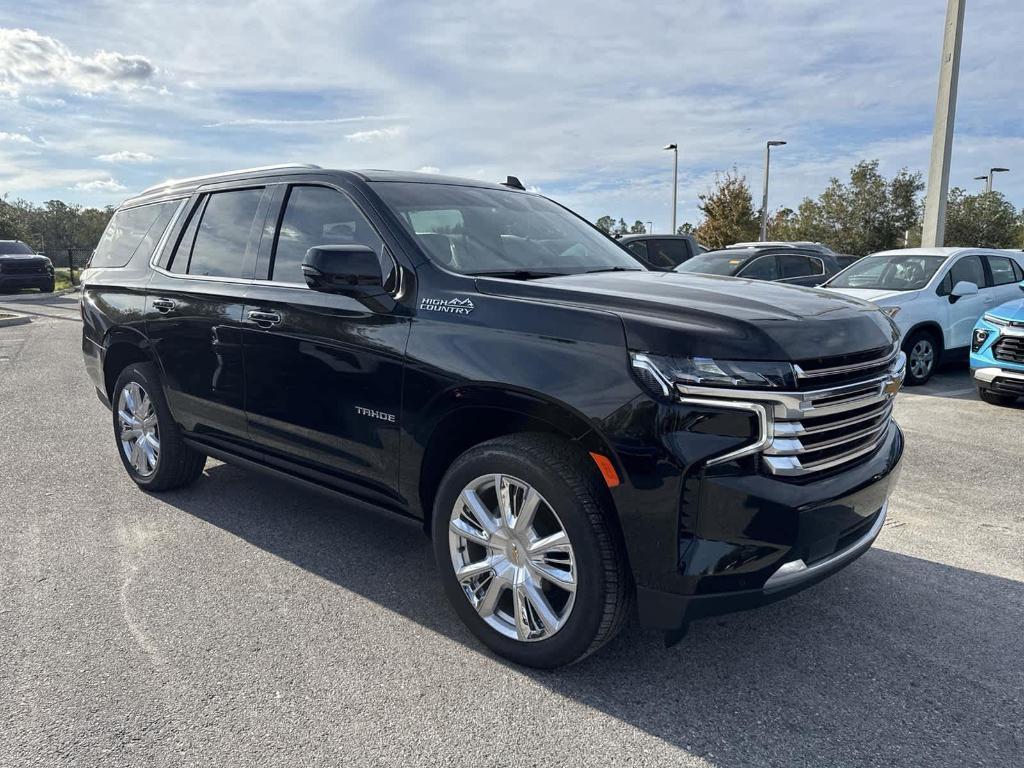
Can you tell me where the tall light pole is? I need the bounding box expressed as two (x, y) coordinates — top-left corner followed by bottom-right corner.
(921, 0), (966, 247)
(986, 167), (1009, 193)
(760, 140), (786, 242)
(974, 175), (989, 191)
(646, 220), (653, 234)
(664, 144), (678, 234)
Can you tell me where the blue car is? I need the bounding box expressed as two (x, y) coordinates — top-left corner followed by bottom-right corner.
(971, 295), (1024, 406)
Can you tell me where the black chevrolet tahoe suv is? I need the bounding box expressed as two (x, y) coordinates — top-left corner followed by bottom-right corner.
(81, 165), (905, 668)
(0, 240), (55, 293)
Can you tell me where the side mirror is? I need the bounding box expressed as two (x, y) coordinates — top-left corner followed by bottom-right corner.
(1018, 279), (1024, 293)
(950, 280), (979, 301)
(301, 245), (386, 296)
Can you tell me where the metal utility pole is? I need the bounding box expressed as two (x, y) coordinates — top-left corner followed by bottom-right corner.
(760, 140), (787, 241)
(986, 167), (1009, 193)
(921, 0), (966, 247)
(646, 220), (653, 234)
(664, 144), (678, 233)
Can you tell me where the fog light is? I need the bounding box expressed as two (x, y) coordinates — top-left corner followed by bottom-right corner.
(972, 329), (990, 353)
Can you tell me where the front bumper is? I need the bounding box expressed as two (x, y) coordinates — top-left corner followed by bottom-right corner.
(0, 273), (53, 290)
(633, 423), (902, 629)
(973, 367), (1024, 397)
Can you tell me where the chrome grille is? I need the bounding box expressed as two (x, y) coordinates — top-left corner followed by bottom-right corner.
(674, 349), (905, 478)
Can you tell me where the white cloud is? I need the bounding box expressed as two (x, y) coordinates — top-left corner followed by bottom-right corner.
(344, 126), (405, 143)
(72, 177), (126, 192)
(95, 150), (154, 163)
(205, 114), (402, 128)
(0, 27), (156, 96)
(416, 166), (441, 174)
(0, 131), (34, 144)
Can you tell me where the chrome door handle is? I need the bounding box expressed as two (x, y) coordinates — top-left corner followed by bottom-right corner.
(152, 297), (176, 313)
(247, 310), (282, 327)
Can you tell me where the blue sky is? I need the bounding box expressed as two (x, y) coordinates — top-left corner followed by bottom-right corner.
(2, 0), (1022, 230)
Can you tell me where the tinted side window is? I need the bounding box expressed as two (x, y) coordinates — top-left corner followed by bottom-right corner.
(625, 240), (648, 263)
(986, 255), (1017, 286)
(1013, 260), (1024, 282)
(175, 189), (263, 278)
(779, 254), (823, 278)
(949, 255), (987, 289)
(740, 255), (779, 280)
(90, 201), (178, 268)
(649, 239), (691, 268)
(271, 185), (383, 284)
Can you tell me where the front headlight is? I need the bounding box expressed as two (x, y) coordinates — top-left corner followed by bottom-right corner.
(630, 352), (797, 396)
(880, 306), (901, 318)
(982, 313), (1007, 326)
(972, 329), (990, 353)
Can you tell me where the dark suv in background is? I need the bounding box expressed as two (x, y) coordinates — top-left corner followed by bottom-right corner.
(617, 233), (704, 271)
(0, 240), (54, 293)
(81, 165), (905, 667)
(676, 243), (844, 287)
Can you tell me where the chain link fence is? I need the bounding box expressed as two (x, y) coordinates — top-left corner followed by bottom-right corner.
(48, 248), (93, 287)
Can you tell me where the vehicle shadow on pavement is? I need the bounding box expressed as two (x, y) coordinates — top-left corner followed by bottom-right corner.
(164, 462), (1024, 768)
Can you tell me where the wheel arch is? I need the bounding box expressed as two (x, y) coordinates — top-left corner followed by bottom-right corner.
(101, 327), (156, 401)
(903, 321), (945, 352)
(412, 385), (624, 538)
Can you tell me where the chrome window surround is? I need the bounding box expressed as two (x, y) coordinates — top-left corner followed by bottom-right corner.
(632, 351), (906, 476)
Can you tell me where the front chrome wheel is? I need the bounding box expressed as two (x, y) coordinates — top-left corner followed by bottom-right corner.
(909, 339), (935, 380)
(117, 381), (160, 477)
(448, 474), (576, 642)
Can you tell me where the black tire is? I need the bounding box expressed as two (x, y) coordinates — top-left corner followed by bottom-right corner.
(978, 387), (1018, 407)
(40, 279), (55, 293)
(431, 433), (632, 668)
(111, 362), (206, 492)
(902, 329), (941, 386)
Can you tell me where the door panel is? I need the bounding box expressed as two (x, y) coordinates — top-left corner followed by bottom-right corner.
(241, 284), (410, 502)
(146, 275), (249, 443)
(943, 255), (988, 348)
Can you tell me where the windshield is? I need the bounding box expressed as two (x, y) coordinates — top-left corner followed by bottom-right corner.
(0, 241), (34, 255)
(826, 253), (946, 291)
(674, 250), (749, 276)
(370, 182), (643, 276)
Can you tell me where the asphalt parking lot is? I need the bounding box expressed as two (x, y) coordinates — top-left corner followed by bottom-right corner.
(1, 292), (1022, 768)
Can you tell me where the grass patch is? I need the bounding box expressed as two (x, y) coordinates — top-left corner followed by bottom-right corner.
(53, 268), (74, 291)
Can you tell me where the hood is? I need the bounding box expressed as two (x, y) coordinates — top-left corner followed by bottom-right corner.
(0, 253), (49, 263)
(476, 271), (899, 362)
(825, 287), (919, 304)
(987, 296), (1024, 323)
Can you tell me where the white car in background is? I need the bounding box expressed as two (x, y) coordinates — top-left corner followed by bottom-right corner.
(823, 247), (1024, 385)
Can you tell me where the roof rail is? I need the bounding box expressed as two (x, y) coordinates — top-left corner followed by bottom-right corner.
(140, 163), (322, 194)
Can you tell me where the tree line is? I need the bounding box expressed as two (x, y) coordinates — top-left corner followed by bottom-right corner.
(0, 196), (114, 255)
(593, 159), (1024, 254)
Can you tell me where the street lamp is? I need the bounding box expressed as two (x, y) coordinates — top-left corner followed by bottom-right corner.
(986, 167), (1009, 193)
(646, 220), (653, 234)
(974, 175), (988, 191)
(664, 144), (678, 233)
(760, 140), (787, 242)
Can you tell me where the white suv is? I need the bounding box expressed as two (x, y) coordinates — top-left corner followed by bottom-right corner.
(823, 247), (1024, 385)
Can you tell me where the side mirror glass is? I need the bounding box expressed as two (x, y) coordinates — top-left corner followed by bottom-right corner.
(950, 280), (979, 299)
(301, 245), (386, 296)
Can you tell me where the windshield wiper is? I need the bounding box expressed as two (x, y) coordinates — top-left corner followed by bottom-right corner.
(583, 266), (645, 274)
(467, 269), (567, 280)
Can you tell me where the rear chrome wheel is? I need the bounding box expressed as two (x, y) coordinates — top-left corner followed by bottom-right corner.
(117, 381), (160, 477)
(448, 473), (577, 642)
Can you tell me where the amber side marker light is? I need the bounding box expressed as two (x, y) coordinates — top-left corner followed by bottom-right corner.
(589, 452), (621, 488)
